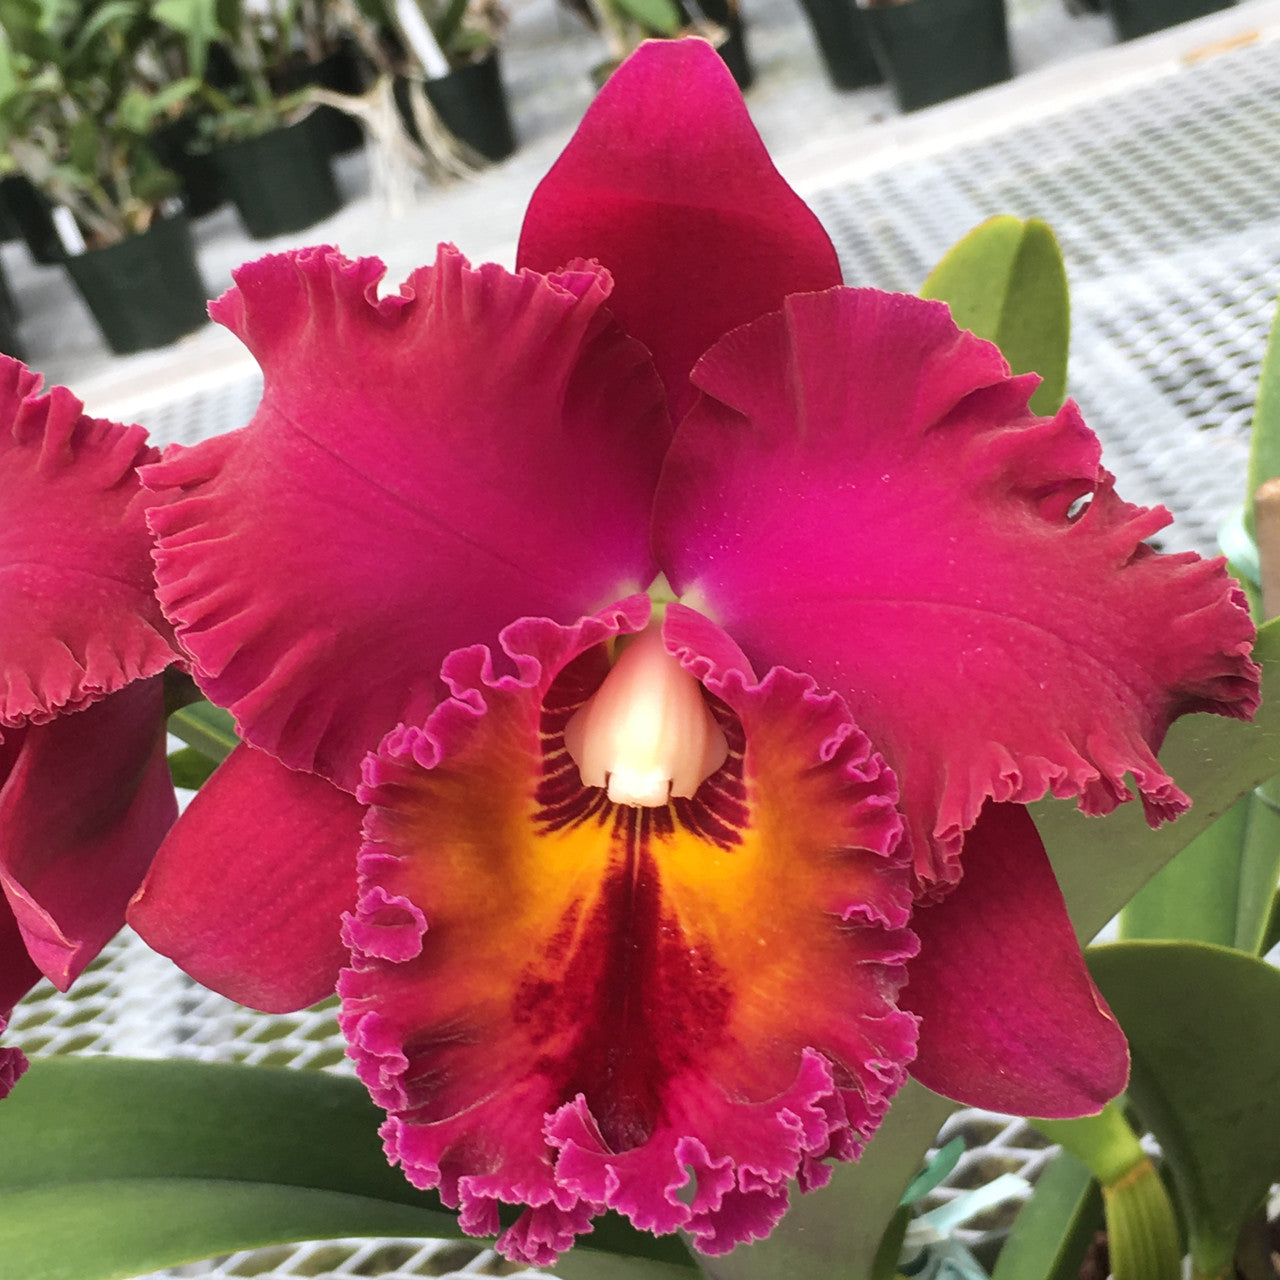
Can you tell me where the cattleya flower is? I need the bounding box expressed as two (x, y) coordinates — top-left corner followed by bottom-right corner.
(0, 358), (179, 1095)
(127, 40), (1257, 1264)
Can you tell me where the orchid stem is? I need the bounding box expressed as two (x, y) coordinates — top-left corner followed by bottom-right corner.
(1032, 1103), (1183, 1280)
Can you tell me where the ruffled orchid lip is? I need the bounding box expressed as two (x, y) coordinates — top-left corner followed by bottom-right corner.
(341, 598), (916, 1263)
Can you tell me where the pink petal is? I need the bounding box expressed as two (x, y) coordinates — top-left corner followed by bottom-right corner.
(129, 742), (364, 1013)
(0, 676), (176, 991)
(654, 288), (1259, 891)
(0, 357), (176, 726)
(0, 1013), (29, 1099)
(902, 803), (1129, 1118)
(340, 598), (917, 1263)
(144, 246), (669, 793)
(0, 902), (43, 1015)
(517, 39), (841, 417)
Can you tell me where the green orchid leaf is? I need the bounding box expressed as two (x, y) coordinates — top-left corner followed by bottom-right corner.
(167, 744), (218, 789)
(697, 1081), (956, 1280)
(0, 27), (18, 103)
(1088, 942), (1280, 1279)
(1244, 291), (1280, 539)
(1034, 616), (1280, 944)
(0, 1057), (459, 1280)
(555, 1249), (700, 1278)
(1260, 887), (1280, 955)
(991, 1151), (1102, 1280)
(0, 1058), (696, 1279)
(1117, 791), (1251, 948)
(1120, 779), (1280, 954)
(900, 1136), (964, 1206)
(0, 1181), (455, 1280)
(168, 698), (239, 761)
(611, 0), (683, 35)
(920, 216), (1070, 415)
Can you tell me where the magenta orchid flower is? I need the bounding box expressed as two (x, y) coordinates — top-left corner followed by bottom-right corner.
(0, 357), (180, 1096)
(127, 39), (1257, 1264)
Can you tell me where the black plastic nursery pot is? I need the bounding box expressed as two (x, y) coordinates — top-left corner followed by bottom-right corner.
(864, 0), (1012, 113)
(690, 0), (755, 90)
(64, 211), (209, 356)
(210, 114), (343, 240)
(152, 115), (227, 219)
(797, 0), (883, 89)
(421, 51), (518, 163)
(274, 43), (368, 156)
(0, 258), (25, 361)
(0, 176), (63, 264)
(1106, 0), (1235, 40)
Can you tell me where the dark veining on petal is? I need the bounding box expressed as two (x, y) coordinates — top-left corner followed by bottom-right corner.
(503, 656), (754, 1152)
(534, 652), (748, 850)
(515, 806), (733, 1153)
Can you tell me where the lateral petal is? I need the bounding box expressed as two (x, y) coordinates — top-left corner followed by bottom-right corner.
(655, 289), (1258, 890)
(517, 39), (841, 416)
(144, 246), (669, 792)
(903, 803), (1129, 1118)
(0, 1014), (28, 1099)
(0, 901), (43, 1016)
(0, 676), (175, 991)
(0, 357), (175, 727)
(341, 599), (916, 1263)
(129, 742), (365, 1013)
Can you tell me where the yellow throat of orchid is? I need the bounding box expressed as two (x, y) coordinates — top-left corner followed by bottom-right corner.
(564, 623), (728, 807)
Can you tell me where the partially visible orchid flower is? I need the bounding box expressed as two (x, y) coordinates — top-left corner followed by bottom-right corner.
(128, 40), (1258, 1264)
(0, 357), (180, 1096)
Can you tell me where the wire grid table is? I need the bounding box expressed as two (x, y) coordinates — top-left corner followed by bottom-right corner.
(10, 2), (1280, 1276)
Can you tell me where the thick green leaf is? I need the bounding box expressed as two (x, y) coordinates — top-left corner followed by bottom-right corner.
(1234, 778), (1280, 954)
(1244, 291), (1280, 539)
(1121, 779), (1280, 954)
(1035, 616), (1280, 943)
(0, 1181), (456, 1280)
(168, 698), (239, 761)
(1089, 942), (1280, 1278)
(556, 1249), (700, 1279)
(991, 1151), (1102, 1280)
(167, 744), (218, 789)
(1117, 791), (1251, 947)
(696, 1081), (956, 1280)
(0, 1058), (694, 1279)
(900, 1136), (963, 1205)
(611, 0), (683, 35)
(920, 216), (1070, 415)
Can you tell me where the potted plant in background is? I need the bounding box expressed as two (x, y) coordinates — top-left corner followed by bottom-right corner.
(0, 0), (210, 354)
(794, 0), (882, 90)
(316, 0), (517, 177)
(859, 0), (1012, 112)
(154, 0), (346, 239)
(1103, 0), (1235, 40)
(562, 0), (753, 89)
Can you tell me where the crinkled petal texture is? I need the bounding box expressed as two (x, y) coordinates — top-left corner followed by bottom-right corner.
(517, 39), (841, 417)
(903, 802), (1128, 1117)
(1, 676), (176, 993)
(0, 357), (175, 726)
(145, 246), (670, 793)
(654, 289), (1259, 891)
(340, 598), (917, 1264)
(129, 742), (365, 1013)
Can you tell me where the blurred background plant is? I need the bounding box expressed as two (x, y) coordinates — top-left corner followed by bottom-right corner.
(0, 0), (198, 247)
